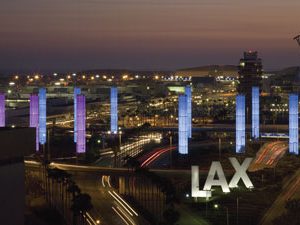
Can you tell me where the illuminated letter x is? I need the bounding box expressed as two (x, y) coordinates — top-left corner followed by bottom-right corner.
(228, 157), (253, 189)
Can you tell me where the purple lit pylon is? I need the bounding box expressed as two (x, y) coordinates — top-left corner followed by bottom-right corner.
(74, 87), (81, 143)
(0, 94), (5, 127)
(76, 95), (86, 153)
(30, 94), (39, 151)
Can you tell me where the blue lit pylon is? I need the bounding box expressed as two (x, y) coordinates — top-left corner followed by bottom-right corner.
(178, 94), (188, 154)
(185, 86), (192, 138)
(252, 87), (259, 139)
(289, 94), (298, 155)
(39, 88), (46, 145)
(110, 87), (118, 133)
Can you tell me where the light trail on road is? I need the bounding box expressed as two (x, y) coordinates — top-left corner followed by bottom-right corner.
(140, 146), (176, 168)
(249, 141), (288, 171)
(112, 206), (131, 225)
(102, 175), (139, 225)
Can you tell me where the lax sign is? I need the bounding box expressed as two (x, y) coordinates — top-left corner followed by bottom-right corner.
(191, 157), (254, 198)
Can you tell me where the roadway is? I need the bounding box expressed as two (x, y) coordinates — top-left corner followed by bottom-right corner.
(148, 124), (290, 133)
(25, 161), (147, 225)
(95, 133), (162, 167)
(25, 160), (212, 225)
(74, 174), (144, 225)
(259, 168), (300, 225)
(249, 141), (288, 172)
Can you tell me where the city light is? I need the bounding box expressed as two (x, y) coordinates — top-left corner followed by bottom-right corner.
(110, 87), (118, 133)
(39, 88), (47, 145)
(76, 94), (86, 153)
(252, 87), (259, 139)
(289, 94), (298, 155)
(178, 94), (188, 154)
(0, 94), (5, 127)
(236, 95), (245, 153)
(30, 94), (39, 151)
(74, 87), (81, 143)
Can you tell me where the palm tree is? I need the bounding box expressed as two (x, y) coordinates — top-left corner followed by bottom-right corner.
(67, 181), (81, 201)
(125, 156), (141, 171)
(67, 181), (81, 224)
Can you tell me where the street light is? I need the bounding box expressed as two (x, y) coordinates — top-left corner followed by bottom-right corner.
(213, 203), (229, 225)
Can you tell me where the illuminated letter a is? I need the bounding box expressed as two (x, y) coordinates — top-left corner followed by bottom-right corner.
(203, 161), (230, 193)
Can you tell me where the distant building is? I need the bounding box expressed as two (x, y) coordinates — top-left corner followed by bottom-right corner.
(237, 51), (263, 122)
(175, 65), (238, 78)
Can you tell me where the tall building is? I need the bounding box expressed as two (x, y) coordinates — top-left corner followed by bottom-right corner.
(238, 51), (263, 122)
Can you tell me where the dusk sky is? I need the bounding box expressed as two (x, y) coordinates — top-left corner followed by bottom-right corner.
(0, 0), (299, 72)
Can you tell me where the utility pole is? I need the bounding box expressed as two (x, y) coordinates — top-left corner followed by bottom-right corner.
(226, 207), (229, 225)
(236, 197), (239, 225)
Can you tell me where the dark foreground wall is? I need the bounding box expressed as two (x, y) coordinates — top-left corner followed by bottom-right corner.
(0, 128), (35, 225)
